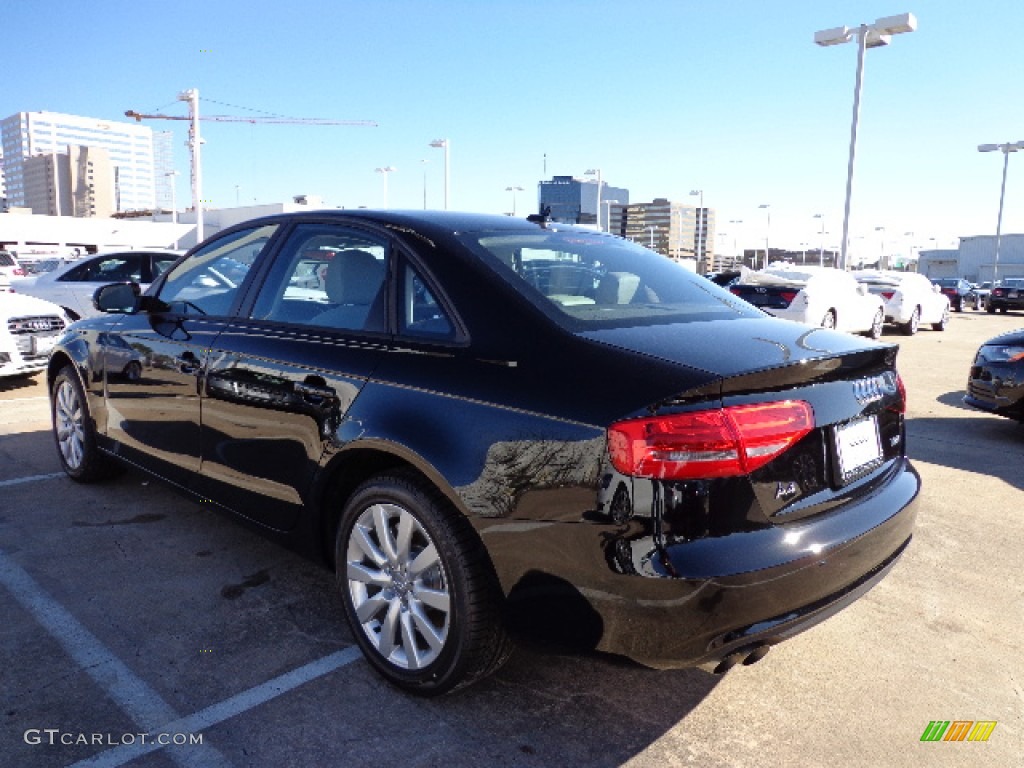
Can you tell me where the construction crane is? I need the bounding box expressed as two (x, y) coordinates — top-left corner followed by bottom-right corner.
(125, 88), (377, 241)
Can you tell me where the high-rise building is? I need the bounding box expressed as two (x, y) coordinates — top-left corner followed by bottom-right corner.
(537, 175), (630, 229)
(20, 145), (116, 217)
(609, 198), (717, 271)
(0, 111), (157, 213)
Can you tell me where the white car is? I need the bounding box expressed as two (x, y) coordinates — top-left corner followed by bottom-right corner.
(10, 249), (182, 320)
(0, 251), (27, 292)
(853, 270), (950, 335)
(729, 264), (885, 338)
(0, 292), (70, 379)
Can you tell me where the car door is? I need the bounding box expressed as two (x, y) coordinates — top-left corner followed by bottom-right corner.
(103, 224), (280, 487)
(196, 221), (392, 531)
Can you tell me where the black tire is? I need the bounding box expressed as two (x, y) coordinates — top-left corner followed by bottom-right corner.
(900, 307), (920, 336)
(931, 306), (950, 332)
(821, 309), (837, 329)
(953, 298), (962, 312)
(1000, 307), (1008, 314)
(335, 472), (512, 696)
(987, 303), (996, 314)
(864, 309), (884, 340)
(51, 365), (119, 482)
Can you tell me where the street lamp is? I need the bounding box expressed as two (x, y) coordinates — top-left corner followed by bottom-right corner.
(814, 213), (827, 266)
(604, 199), (621, 235)
(646, 225), (657, 249)
(689, 190), (704, 267)
(585, 168), (602, 229)
(429, 139), (449, 210)
(815, 13), (917, 271)
(759, 204), (771, 268)
(505, 185), (524, 216)
(165, 171), (179, 248)
(978, 140), (1024, 284)
(420, 159), (429, 209)
(729, 220), (744, 264)
(375, 166), (396, 208)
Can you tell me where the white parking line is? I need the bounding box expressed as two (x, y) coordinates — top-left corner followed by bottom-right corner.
(1, 547), (363, 768)
(0, 550), (232, 768)
(0, 472), (65, 487)
(71, 647), (364, 768)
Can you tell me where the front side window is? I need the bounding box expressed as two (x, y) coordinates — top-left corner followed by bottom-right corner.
(250, 223), (388, 332)
(457, 228), (759, 329)
(158, 224), (278, 316)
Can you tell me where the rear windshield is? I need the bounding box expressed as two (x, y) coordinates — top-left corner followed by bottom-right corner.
(0, 253), (16, 267)
(456, 228), (760, 329)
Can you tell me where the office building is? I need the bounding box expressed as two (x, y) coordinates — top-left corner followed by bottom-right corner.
(0, 111), (158, 214)
(609, 198), (717, 271)
(538, 175), (630, 230)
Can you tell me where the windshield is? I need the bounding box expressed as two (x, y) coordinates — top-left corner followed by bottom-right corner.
(457, 227), (760, 329)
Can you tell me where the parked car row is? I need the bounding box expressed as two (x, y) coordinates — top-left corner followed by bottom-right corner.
(728, 264), (885, 338)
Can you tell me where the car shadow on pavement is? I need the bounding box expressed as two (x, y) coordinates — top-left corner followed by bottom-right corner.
(0, 374), (43, 393)
(1, 427), (724, 768)
(906, 394), (1024, 492)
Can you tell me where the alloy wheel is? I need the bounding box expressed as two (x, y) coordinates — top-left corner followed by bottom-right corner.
(345, 502), (451, 670)
(54, 379), (85, 470)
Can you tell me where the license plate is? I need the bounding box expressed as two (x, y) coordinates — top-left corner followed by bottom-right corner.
(31, 335), (57, 356)
(833, 416), (882, 481)
(1010, 291), (1019, 299)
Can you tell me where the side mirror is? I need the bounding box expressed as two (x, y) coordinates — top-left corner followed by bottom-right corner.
(93, 282), (141, 314)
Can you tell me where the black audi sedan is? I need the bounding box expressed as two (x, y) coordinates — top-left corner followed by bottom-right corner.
(965, 328), (1024, 421)
(47, 211), (919, 695)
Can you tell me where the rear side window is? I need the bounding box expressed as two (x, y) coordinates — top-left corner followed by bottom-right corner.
(399, 261), (454, 340)
(60, 255), (144, 283)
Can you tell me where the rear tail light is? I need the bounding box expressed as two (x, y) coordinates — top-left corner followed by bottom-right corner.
(891, 372), (907, 413)
(13, 268), (26, 276)
(779, 291), (798, 305)
(880, 291), (894, 301)
(608, 401), (814, 480)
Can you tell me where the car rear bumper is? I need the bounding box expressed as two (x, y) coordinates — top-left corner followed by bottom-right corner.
(482, 458), (920, 669)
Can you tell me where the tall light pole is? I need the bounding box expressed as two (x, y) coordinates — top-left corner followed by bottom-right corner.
(978, 141), (1024, 284)
(165, 170), (179, 248)
(815, 13), (917, 271)
(375, 166), (396, 208)
(505, 185), (524, 216)
(729, 220), (744, 265)
(814, 213), (826, 266)
(585, 168), (602, 229)
(604, 199), (621, 236)
(420, 159), (429, 209)
(690, 190), (704, 269)
(759, 204), (771, 268)
(177, 88), (203, 243)
(429, 139), (449, 209)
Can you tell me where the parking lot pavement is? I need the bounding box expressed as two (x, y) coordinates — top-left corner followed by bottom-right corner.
(1, 310), (1022, 768)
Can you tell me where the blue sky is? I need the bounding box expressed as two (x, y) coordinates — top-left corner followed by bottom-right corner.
(5, 0), (1024, 258)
